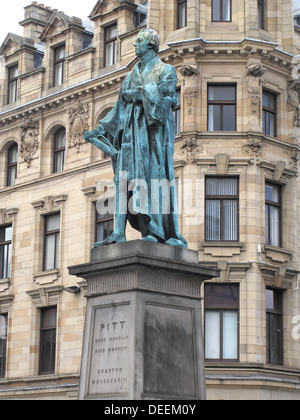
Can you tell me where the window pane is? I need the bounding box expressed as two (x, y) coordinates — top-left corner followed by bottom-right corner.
(208, 86), (235, 101)
(263, 92), (275, 110)
(265, 204), (269, 244)
(178, 3), (186, 28)
(223, 0), (231, 21)
(205, 311), (220, 359)
(265, 184), (280, 203)
(55, 129), (66, 149)
(5, 227), (12, 242)
(205, 284), (239, 308)
(44, 235), (55, 271)
(8, 145), (18, 164)
(223, 311), (238, 359)
(223, 200), (238, 241)
(54, 151), (64, 173)
(55, 46), (65, 60)
(267, 313), (281, 364)
(9, 81), (17, 103)
(41, 307), (57, 329)
(206, 178), (238, 196)
(106, 26), (117, 40)
(269, 206), (280, 247)
(206, 200), (220, 240)
(55, 62), (64, 86)
(0, 314), (7, 378)
(6, 244), (11, 279)
(46, 214), (60, 232)
(266, 289), (274, 310)
(0, 315), (7, 340)
(106, 42), (115, 66)
(8, 166), (17, 187)
(208, 105), (221, 131)
(40, 329), (56, 374)
(268, 112), (275, 137)
(55, 233), (60, 269)
(212, 0), (221, 21)
(223, 105), (236, 131)
(9, 66), (18, 78)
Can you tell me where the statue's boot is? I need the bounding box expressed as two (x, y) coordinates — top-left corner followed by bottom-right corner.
(94, 232), (126, 248)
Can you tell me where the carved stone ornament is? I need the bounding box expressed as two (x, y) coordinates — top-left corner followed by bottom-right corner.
(68, 99), (89, 152)
(246, 63), (266, 78)
(20, 117), (39, 168)
(178, 64), (199, 115)
(243, 137), (263, 164)
(287, 79), (300, 127)
(177, 137), (203, 164)
(246, 62), (266, 115)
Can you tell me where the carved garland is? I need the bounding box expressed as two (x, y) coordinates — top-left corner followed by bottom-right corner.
(67, 99), (89, 152)
(19, 117), (39, 168)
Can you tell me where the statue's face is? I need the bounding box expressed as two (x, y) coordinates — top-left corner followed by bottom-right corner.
(134, 33), (150, 58)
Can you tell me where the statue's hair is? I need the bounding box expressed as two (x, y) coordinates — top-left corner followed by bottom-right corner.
(138, 28), (160, 53)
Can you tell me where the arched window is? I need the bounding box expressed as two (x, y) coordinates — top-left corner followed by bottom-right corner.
(7, 143), (18, 187)
(53, 128), (66, 173)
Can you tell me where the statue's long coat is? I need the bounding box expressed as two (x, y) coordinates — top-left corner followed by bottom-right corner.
(95, 55), (187, 246)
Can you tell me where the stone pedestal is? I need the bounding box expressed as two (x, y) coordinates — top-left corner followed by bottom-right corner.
(68, 240), (219, 401)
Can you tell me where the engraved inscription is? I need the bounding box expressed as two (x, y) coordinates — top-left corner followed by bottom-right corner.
(88, 304), (130, 396)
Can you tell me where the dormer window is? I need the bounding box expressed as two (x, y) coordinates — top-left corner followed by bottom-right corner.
(212, 0), (232, 22)
(258, 0), (265, 30)
(105, 25), (117, 67)
(177, 0), (187, 29)
(8, 65), (18, 104)
(54, 45), (65, 87)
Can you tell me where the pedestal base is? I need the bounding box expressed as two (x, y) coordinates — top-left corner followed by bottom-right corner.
(69, 241), (219, 401)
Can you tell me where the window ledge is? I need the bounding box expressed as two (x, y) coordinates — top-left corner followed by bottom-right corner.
(263, 245), (293, 263)
(0, 278), (11, 292)
(200, 242), (245, 257)
(33, 269), (60, 286)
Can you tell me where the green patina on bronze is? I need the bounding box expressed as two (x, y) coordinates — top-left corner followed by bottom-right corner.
(84, 29), (187, 249)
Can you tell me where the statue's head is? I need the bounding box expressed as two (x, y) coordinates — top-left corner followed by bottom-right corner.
(134, 28), (160, 57)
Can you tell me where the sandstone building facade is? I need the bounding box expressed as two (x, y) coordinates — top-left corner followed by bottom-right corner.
(0, 0), (299, 400)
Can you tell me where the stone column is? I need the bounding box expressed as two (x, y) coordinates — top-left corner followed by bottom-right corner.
(69, 240), (219, 400)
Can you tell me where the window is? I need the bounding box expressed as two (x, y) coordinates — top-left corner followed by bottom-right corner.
(105, 25), (117, 67)
(82, 32), (93, 50)
(205, 177), (239, 242)
(177, 0), (187, 29)
(0, 314), (7, 378)
(0, 225), (12, 280)
(208, 85), (236, 131)
(8, 65), (18, 104)
(173, 89), (181, 134)
(258, 0), (265, 29)
(39, 307), (57, 375)
(263, 91), (277, 137)
(265, 183), (281, 247)
(53, 128), (66, 173)
(212, 0), (232, 22)
(266, 289), (283, 365)
(44, 214), (60, 271)
(134, 11), (147, 28)
(54, 45), (65, 86)
(96, 203), (114, 243)
(205, 284), (239, 361)
(7, 143), (18, 187)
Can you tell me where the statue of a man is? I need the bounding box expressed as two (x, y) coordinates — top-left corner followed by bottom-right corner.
(84, 28), (187, 249)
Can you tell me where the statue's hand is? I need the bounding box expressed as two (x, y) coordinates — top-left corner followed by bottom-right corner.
(83, 130), (96, 142)
(83, 127), (105, 142)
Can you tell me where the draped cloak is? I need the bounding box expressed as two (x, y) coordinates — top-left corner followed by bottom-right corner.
(94, 55), (187, 247)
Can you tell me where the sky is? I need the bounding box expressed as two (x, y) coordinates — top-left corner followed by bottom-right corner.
(0, 0), (98, 45)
